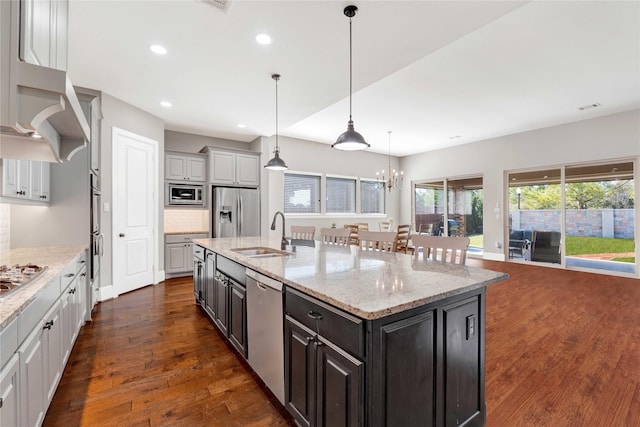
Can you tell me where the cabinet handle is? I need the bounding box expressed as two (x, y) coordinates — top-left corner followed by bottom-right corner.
(43, 320), (54, 330)
(314, 340), (325, 347)
(69, 288), (76, 294)
(81, 273), (86, 277)
(0, 397), (2, 409)
(307, 311), (323, 320)
(65, 273), (75, 278)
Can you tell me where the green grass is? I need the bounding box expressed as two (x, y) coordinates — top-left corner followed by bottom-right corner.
(565, 236), (635, 255)
(612, 257), (635, 263)
(467, 234), (483, 248)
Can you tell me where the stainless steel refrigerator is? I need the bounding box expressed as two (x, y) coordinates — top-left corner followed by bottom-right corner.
(211, 186), (260, 237)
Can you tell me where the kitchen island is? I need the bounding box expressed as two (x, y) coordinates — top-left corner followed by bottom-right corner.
(193, 236), (507, 427)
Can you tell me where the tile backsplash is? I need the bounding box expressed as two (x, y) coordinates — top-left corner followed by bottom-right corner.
(0, 204), (9, 252)
(164, 209), (209, 233)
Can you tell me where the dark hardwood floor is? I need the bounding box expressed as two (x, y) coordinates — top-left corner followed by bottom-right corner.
(44, 260), (639, 426)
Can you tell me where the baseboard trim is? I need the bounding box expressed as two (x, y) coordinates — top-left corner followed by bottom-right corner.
(99, 284), (116, 301)
(484, 252), (506, 262)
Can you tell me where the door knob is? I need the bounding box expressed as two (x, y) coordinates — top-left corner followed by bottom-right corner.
(119, 233), (125, 237)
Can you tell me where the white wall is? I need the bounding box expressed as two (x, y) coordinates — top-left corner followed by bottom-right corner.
(0, 204), (9, 251)
(100, 93), (165, 292)
(264, 135), (403, 238)
(399, 109), (640, 260)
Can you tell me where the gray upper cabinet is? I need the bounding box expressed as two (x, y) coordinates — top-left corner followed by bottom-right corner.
(165, 153), (207, 182)
(20, 0), (68, 71)
(206, 149), (259, 187)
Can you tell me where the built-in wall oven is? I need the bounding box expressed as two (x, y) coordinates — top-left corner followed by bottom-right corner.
(90, 173), (103, 310)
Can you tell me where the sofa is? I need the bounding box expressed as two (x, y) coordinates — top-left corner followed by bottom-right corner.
(522, 231), (561, 264)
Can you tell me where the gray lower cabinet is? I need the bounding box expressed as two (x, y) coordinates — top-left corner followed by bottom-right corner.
(213, 272), (229, 336)
(285, 287), (485, 427)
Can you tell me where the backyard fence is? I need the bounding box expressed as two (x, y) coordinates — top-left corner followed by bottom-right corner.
(511, 209), (634, 239)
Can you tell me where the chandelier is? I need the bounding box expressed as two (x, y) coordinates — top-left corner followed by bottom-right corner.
(377, 131), (403, 192)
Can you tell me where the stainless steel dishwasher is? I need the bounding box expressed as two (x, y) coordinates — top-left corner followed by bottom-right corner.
(246, 269), (285, 404)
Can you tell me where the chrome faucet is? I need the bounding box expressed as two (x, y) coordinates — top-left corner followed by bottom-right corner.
(270, 211), (288, 249)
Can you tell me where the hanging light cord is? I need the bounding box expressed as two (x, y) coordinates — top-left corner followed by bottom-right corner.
(274, 74), (280, 151)
(349, 15), (353, 122)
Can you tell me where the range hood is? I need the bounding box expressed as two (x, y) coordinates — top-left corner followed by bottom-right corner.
(0, 60), (90, 163)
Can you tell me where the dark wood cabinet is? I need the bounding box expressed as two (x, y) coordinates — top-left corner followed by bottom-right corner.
(285, 318), (315, 427)
(228, 280), (247, 357)
(286, 287), (486, 427)
(442, 296), (483, 427)
(285, 291), (364, 427)
(204, 252), (216, 318)
(213, 273), (229, 336)
(316, 337), (363, 427)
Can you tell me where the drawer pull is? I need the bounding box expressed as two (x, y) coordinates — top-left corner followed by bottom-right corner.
(64, 273), (75, 278)
(307, 311), (323, 320)
(43, 320), (54, 330)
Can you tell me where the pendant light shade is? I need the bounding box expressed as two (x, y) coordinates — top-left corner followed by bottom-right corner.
(265, 73), (288, 171)
(332, 5), (370, 151)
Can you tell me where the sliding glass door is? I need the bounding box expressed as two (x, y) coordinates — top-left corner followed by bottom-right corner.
(508, 161), (635, 275)
(414, 176), (484, 254)
(564, 162), (635, 274)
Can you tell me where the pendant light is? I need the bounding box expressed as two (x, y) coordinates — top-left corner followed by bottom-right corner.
(332, 5), (370, 151)
(264, 73), (288, 171)
(376, 131), (403, 192)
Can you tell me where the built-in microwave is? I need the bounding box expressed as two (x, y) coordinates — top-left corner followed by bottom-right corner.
(166, 182), (205, 206)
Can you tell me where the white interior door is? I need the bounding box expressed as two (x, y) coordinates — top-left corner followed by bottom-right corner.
(113, 128), (157, 295)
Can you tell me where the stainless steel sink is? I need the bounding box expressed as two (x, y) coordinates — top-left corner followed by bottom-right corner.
(231, 247), (291, 258)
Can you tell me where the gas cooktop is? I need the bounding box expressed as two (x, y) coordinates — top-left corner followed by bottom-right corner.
(0, 264), (48, 301)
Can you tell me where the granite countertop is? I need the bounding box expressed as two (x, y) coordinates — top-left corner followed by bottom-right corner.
(193, 237), (508, 320)
(0, 246), (86, 329)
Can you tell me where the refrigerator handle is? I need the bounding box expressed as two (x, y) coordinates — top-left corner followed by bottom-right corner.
(236, 196), (240, 236)
(99, 233), (105, 257)
(239, 196), (243, 236)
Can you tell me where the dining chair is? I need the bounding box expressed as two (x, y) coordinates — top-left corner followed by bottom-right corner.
(344, 224), (360, 245)
(358, 230), (397, 252)
(320, 228), (350, 245)
(378, 220), (394, 232)
(395, 224), (415, 254)
(410, 235), (470, 265)
(356, 222), (369, 231)
(291, 225), (315, 240)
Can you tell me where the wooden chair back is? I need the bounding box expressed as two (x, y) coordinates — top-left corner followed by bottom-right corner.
(320, 228), (350, 246)
(344, 224), (360, 245)
(378, 220), (394, 232)
(356, 222), (369, 231)
(395, 224), (413, 254)
(358, 230), (397, 252)
(291, 225), (315, 240)
(411, 235), (470, 265)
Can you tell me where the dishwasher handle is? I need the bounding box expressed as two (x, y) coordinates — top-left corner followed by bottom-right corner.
(246, 269), (283, 292)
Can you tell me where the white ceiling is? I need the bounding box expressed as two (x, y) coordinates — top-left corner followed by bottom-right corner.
(67, 0), (640, 157)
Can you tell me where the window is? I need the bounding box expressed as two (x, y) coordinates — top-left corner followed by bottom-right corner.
(361, 180), (385, 214)
(284, 173), (320, 213)
(326, 177), (356, 213)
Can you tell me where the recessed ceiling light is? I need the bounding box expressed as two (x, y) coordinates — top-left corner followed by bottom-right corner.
(237, 123), (246, 128)
(160, 101), (172, 108)
(255, 34), (272, 45)
(448, 135), (461, 140)
(31, 132), (42, 139)
(578, 102), (601, 111)
(150, 44), (167, 55)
